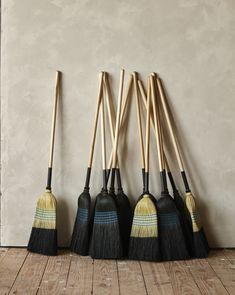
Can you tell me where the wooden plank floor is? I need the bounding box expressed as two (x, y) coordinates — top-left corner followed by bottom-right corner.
(0, 249), (234, 294)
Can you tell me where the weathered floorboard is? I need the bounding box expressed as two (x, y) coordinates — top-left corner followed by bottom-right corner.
(0, 248), (28, 295)
(37, 251), (71, 295)
(165, 260), (201, 295)
(187, 258), (229, 295)
(118, 260), (147, 295)
(93, 259), (119, 295)
(65, 254), (93, 295)
(140, 261), (174, 295)
(9, 252), (48, 295)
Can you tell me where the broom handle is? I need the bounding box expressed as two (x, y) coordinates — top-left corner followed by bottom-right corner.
(150, 75), (168, 193)
(100, 93), (107, 191)
(46, 71), (60, 190)
(103, 72), (120, 169)
(106, 74), (133, 171)
(164, 155), (177, 192)
(104, 73), (132, 191)
(133, 72), (145, 187)
(138, 80), (172, 191)
(139, 78), (174, 193)
(84, 72), (104, 190)
(116, 74), (132, 192)
(152, 74), (168, 192)
(145, 77), (151, 193)
(150, 76), (163, 171)
(138, 78), (166, 171)
(112, 69), (125, 169)
(156, 77), (191, 192)
(103, 72), (116, 193)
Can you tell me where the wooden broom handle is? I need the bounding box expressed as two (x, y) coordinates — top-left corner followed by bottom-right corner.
(48, 71), (60, 168)
(152, 73), (165, 169)
(133, 72), (145, 171)
(103, 72), (120, 169)
(164, 154), (170, 172)
(145, 77), (151, 173)
(150, 75), (163, 172)
(120, 75), (133, 129)
(106, 74), (133, 170)
(106, 73), (133, 169)
(112, 69), (125, 168)
(156, 77), (184, 172)
(87, 72), (104, 168)
(100, 93), (106, 171)
(139, 78), (167, 172)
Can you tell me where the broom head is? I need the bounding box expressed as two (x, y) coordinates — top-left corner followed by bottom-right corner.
(27, 190), (57, 256)
(116, 189), (132, 257)
(70, 189), (91, 255)
(158, 193), (189, 261)
(173, 190), (194, 257)
(186, 192), (210, 258)
(89, 190), (123, 259)
(129, 194), (161, 261)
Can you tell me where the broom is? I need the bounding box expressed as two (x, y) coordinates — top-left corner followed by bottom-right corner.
(104, 72), (132, 257)
(138, 77), (193, 256)
(89, 70), (124, 259)
(133, 72), (146, 194)
(156, 76), (209, 258)
(128, 77), (160, 261)
(163, 155), (194, 256)
(150, 75), (189, 261)
(70, 72), (104, 255)
(27, 71), (61, 256)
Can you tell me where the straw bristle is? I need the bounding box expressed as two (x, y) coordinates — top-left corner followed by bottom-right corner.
(89, 191), (123, 259)
(27, 190), (57, 256)
(173, 190), (194, 256)
(158, 193), (189, 261)
(116, 190), (132, 257)
(185, 192), (210, 258)
(70, 190), (91, 255)
(129, 195), (161, 261)
(138, 192), (157, 204)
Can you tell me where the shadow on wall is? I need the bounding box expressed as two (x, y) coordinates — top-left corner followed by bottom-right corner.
(57, 198), (71, 247)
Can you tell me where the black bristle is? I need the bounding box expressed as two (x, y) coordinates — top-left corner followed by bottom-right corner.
(167, 171), (194, 256)
(172, 189), (194, 256)
(70, 189), (91, 255)
(158, 193), (190, 261)
(116, 190), (132, 257)
(89, 190), (123, 259)
(128, 237), (161, 261)
(27, 228), (57, 256)
(115, 168), (132, 257)
(193, 228), (210, 258)
(182, 172), (210, 258)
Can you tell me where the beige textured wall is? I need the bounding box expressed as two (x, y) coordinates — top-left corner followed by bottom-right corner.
(1, 0), (235, 247)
